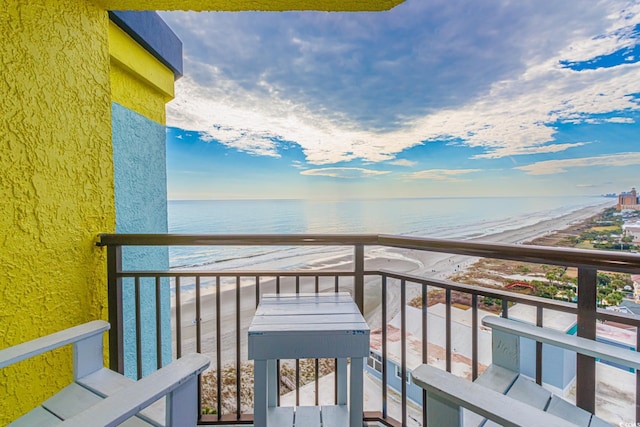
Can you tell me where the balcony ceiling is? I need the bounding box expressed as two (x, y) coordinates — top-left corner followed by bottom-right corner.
(97, 0), (404, 11)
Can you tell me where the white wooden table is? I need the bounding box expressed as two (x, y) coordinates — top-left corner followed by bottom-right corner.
(248, 293), (370, 427)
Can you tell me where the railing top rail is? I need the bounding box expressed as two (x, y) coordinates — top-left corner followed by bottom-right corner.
(96, 233), (640, 273)
(97, 233), (379, 246)
(378, 234), (640, 273)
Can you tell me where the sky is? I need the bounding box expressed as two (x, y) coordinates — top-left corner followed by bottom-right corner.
(159, 0), (640, 200)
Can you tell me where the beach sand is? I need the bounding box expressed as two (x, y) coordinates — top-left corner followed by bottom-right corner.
(170, 201), (614, 367)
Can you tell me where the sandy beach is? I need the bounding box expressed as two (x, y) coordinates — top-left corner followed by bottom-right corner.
(170, 200), (614, 367)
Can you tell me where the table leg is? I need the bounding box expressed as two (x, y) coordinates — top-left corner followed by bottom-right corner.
(267, 359), (277, 408)
(349, 356), (364, 427)
(254, 359), (267, 427)
(337, 358), (347, 405)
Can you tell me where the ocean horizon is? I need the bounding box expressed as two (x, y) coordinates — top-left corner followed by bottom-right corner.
(167, 196), (615, 269)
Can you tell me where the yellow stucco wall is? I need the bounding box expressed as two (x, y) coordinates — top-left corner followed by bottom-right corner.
(98, 0), (403, 11)
(0, 0), (114, 423)
(0, 0), (398, 423)
(109, 21), (174, 124)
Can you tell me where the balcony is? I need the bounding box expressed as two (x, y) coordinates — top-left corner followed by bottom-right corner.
(97, 233), (640, 426)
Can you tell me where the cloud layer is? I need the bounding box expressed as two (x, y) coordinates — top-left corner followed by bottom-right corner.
(162, 0), (640, 168)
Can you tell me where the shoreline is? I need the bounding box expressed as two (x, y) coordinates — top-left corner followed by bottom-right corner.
(170, 201), (615, 366)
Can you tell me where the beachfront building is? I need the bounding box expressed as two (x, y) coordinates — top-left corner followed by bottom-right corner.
(624, 223), (640, 244)
(0, 1), (402, 424)
(365, 303), (637, 422)
(366, 304), (493, 404)
(617, 187), (640, 210)
(366, 304), (579, 400)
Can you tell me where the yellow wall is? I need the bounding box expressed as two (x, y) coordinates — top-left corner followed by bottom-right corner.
(0, 0), (398, 423)
(0, 0), (114, 422)
(109, 21), (174, 123)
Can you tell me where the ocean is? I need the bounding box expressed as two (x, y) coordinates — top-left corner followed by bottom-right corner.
(167, 196), (613, 269)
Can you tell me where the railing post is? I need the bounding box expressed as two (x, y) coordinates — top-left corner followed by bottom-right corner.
(576, 267), (597, 413)
(107, 244), (124, 374)
(354, 244), (364, 313)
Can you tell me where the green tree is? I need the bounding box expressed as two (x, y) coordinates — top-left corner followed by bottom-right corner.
(597, 273), (611, 287)
(545, 267), (565, 286)
(603, 291), (623, 307)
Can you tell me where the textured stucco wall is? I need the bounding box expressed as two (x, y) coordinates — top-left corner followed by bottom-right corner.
(0, 0), (114, 423)
(111, 61), (169, 124)
(1, 0), (396, 422)
(112, 102), (172, 378)
(109, 21), (174, 124)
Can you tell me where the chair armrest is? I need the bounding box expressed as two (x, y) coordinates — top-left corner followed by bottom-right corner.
(0, 321), (109, 369)
(412, 364), (577, 427)
(61, 353), (211, 427)
(482, 316), (640, 370)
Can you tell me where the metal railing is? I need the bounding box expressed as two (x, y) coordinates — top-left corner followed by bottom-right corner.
(97, 234), (640, 426)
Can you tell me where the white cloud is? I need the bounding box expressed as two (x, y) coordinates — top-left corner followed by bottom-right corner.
(199, 127), (281, 157)
(514, 152), (640, 175)
(291, 160), (306, 169)
(605, 117), (635, 124)
(388, 159), (417, 167)
(300, 167), (391, 178)
(407, 169), (481, 182)
(165, 1), (640, 165)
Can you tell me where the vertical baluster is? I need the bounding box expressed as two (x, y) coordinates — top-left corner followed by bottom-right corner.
(382, 275), (388, 419)
(155, 276), (162, 370)
(401, 279), (407, 426)
(295, 273), (302, 409)
(176, 276), (182, 359)
(195, 275), (202, 422)
(315, 276), (319, 406)
(215, 276), (222, 419)
(334, 276), (339, 404)
(501, 298), (508, 319)
(255, 276), (260, 307)
(472, 294), (478, 381)
(295, 361), (300, 407)
(536, 306), (543, 385)
(446, 289), (452, 373)
(236, 276), (241, 419)
(135, 276), (142, 380)
(354, 244), (364, 314)
(422, 282), (428, 427)
(196, 276), (202, 354)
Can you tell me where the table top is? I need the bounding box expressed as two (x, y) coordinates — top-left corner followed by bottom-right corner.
(248, 293), (370, 360)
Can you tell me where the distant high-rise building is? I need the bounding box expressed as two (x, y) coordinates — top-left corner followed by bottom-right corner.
(617, 187), (640, 210)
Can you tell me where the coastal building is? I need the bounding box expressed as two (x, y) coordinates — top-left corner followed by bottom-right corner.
(367, 303), (637, 406)
(1, 1), (399, 423)
(623, 223), (640, 244)
(366, 304), (494, 405)
(617, 187), (640, 210)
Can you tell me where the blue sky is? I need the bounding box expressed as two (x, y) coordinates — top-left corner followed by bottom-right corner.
(160, 1), (640, 200)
